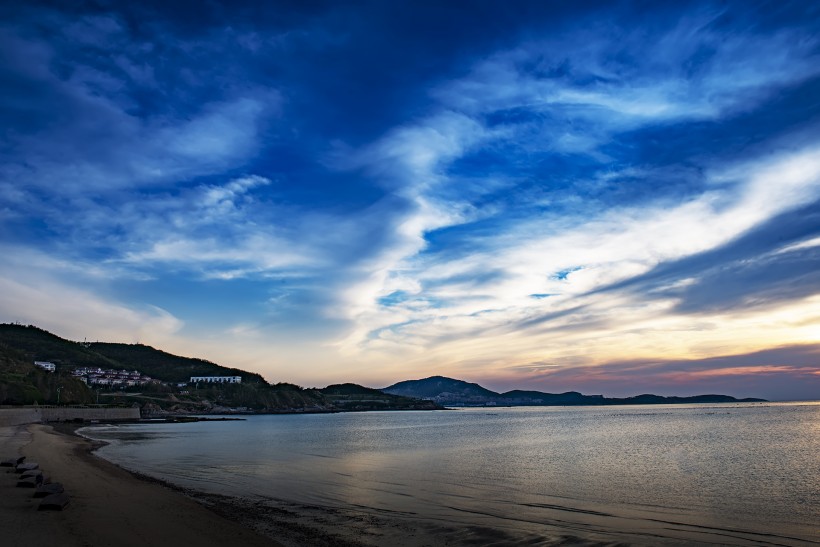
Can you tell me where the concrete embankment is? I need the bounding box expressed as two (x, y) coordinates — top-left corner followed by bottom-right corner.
(0, 407), (139, 426)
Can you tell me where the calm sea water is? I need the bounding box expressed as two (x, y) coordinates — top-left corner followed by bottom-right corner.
(80, 403), (820, 545)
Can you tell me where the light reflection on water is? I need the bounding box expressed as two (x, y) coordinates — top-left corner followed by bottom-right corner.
(80, 403), (820, 545)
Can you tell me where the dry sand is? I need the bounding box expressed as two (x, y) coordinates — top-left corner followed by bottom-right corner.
(1, 423), (280, 547)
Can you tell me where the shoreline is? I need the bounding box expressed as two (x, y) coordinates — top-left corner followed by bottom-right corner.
(67, 423), (647, 547)
(45, 423), (591, 547)
(4, 423), (492, 547)
(7, 415), (813, 547)
(70, 423), (505, 547)
(1, 422), (282, 547)
(68, 423), (384, 547)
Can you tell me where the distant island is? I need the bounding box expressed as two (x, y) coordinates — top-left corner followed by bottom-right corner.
(384, 376), (766, 406)
(0, 324), (765, 417)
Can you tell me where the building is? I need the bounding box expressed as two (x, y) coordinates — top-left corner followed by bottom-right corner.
(34, 361), (56, 372)
(73, 367), (155, 387)
(190, 376), (242, 384)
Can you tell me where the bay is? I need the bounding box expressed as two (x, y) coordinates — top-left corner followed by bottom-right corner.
(80, 403), (820, 545)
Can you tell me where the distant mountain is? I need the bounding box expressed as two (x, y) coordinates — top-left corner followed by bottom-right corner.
(1, 324), (763, 410)
(382, 376), (602, 405)
(319, 383), (440, 411)
(385, 376), (497, 403)
(499, 390), (599, 405)
(382, 376), (766, 406)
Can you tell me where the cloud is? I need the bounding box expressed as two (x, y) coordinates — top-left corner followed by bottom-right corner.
(0, 262), (183, 345)
(2, 1), (819, 394)
(434, 9), (820, 125)
(489, 345), (820, 401)
(597, 198), (820, 314)
(333, 142), (820, 359)
(312, 5), (820, 368)
(0, 9), (281, 196)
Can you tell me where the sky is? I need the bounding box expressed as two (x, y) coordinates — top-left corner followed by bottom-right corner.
(1, 1), (819, 401)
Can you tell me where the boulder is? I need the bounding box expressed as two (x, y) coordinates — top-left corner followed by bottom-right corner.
(20, 470), (43, 481)
(16, 476), (39, 488)
(15, 462), (39, 473)
(34, 483), (64, 498)
(38, 493), (70, 511)
(1, 456), (25, 467)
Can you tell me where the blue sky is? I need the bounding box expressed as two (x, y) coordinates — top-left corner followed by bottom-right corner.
(2, 1), (819, 400)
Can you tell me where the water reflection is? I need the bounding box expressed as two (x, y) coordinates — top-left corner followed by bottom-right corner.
(81, 404), (820, 545)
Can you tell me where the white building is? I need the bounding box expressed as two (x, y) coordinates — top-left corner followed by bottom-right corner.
(190, 376), (242, 384)
(34, 361), (56, 372)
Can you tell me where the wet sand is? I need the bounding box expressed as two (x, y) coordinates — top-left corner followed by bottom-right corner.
(6, 422), (760, 547)
(1, 423), (279, 547)
(1, 424), (501, 547)
(1, 423), (607, 547)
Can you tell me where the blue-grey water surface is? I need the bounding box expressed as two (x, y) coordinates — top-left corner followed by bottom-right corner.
(80, 403), (820, 545)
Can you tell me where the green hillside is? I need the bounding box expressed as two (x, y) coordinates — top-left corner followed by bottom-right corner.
(0, 324), (266, 384)
(0, 340), (93, 405)
(0, 323), (299, 410)
(0, 324), (120, 369)
(90, 342), (267, 384)
(0, 323), (438, 413)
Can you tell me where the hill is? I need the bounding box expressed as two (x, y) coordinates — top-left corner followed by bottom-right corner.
(0, 340), (93, 405)
(320, 383), (439, 411)
(90, 342), (267, 384)
(382, 376), (766, 406)
(0, 324), (121, 369)
(0, 324), (438, 413)
(385, 375), (497, 403)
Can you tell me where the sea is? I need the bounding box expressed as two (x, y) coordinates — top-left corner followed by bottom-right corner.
(79, 403), (820, 546)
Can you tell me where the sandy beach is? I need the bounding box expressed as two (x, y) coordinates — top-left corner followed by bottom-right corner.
(0, 423), (559, 547)
(6, 416), (806, 547)
(0, 424), (456, 547)
(0, 423), (281, 547)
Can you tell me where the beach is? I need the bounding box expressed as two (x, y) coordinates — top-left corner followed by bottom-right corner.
(0, 422), (591, 547)
(0, 423), (459, 547)
(1, 423), (282, 547)
(4, 407), (817, 547)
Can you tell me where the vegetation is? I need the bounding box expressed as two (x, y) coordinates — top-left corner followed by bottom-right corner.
(0, 324), (120, 369)
(320, 383), (439, 411)
(89, 342), (267, 384)
(384, 376), (767, 406)
(0, 341), (93, 405)
(0, 323), (438, 413)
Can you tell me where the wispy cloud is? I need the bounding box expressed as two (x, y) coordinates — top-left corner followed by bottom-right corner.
(434, 10), (820, 124)
(333, 44), (820, 358)
(0, 260), (183, 344)
(1, 2), (819, 397)
(0, 8), (281, 197)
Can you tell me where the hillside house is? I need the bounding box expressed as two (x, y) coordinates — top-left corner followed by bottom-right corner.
(190, 376), (242, 384)
(34, 361), (56, 372)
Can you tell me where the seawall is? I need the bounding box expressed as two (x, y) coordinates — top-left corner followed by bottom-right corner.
(0, 406), (140, 426)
